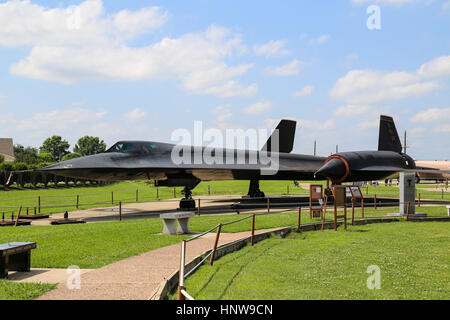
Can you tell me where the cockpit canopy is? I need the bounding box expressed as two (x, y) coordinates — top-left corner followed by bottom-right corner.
(106, 141), (172, 155)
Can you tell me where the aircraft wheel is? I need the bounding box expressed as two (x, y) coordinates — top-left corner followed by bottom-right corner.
(180, 198), (196, 209)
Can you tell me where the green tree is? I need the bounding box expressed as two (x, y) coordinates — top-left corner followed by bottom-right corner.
(73, 136), (107, 156)
(37, 152), (55, 163)
(40, 136), (70, 162)
(0, 162), (13, 172)
(61, 152), (82, 161)
(14, 144), (39, 164)
(0, 155), (4, 164)
(13, 162), (28, 171)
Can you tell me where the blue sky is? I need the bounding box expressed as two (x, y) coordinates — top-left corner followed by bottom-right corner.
(0, 0), (449, 160)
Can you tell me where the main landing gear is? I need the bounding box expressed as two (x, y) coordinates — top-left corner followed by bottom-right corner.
(247, 179), (266, 198)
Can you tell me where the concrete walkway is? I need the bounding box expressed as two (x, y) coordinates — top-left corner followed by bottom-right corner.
(36, 228), (277, 300)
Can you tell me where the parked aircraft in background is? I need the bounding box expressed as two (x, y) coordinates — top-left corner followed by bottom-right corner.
(414, 160), (450, 183)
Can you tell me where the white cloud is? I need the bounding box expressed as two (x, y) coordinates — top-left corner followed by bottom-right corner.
(411, 108), (450, 123)
(292, 85), (314, 97)
(242, 101), (272, 115)
(417, 56), (450, 78)
(443, 1), (450, 11)
(17, 106), (107, 131)
(329, 65), (443, 104)
(1, 1), (256, 98)
(432, 125), (450, 133)
(124, 108), (148, 122)
(308, 35), (330, 45)
(253, 40), (290, 58)
(335, 105), (370, 117)
(210, 104), (233, 128)
(265, 59), (302, 76)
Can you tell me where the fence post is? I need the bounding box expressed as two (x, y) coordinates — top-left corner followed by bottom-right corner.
(38, 196), (41, 214)
(361, 198), (365, 218)
(442, 189), (444, 200)
(136, 189), (139, 202)
(406, 201), (410, 221)
(156, 187), (159, 200)
(374, 194), (377, 210)
(174, 188), (176, 198)
(418, 193), (421, 207)
(267, 198), (270, 213)
(208, 185), (211, 196)
(297, 207), (301, 232)
(111, 192), (114, 205)
(251, 214), (256, 246)
(197, 199), (201, 216)
(14, 206), (22, 227)
(76, 195), (79, 209)
(119, 201), (122, 221)
(210, 224), (222, 266)
(352, 198), (355, 225)
(178, 241), (186, 301)
(287, 185), (290, 195)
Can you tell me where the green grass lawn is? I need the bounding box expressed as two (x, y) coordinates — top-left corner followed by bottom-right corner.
(0, 205), (446, 270)
(0, 281), (56, 300)
(173, 221), (450, 300)
(0, 180), (448, 220)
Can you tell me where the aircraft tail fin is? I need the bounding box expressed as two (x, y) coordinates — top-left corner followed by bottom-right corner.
(262, 119), (297, 153)
(378, 115), (402, 153)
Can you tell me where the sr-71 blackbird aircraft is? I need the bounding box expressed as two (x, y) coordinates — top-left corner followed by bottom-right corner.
(40, 115), (448, 208)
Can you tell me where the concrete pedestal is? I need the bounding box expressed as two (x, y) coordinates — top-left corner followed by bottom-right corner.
(387, 172), (427, 217)
(160, 212), (195, 235)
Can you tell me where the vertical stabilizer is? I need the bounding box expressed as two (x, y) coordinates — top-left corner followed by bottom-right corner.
(262, 119), (297, 153)
(378, 115), (402, 153)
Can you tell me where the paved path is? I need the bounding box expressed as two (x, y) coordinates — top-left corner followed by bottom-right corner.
(37, 228), (278, 300)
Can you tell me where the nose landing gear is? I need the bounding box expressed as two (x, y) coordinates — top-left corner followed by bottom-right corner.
(179, 186), (196, 209)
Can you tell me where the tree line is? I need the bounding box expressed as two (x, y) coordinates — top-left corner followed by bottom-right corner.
(0, 135), (107, 172)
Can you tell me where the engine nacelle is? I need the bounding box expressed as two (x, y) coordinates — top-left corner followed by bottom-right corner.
(315, 151), (415, 183)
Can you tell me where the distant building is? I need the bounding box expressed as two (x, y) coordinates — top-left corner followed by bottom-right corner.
(0, 138), (15, 162)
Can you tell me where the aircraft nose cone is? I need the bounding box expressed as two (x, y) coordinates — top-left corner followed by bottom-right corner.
(315, 158), (347, 180)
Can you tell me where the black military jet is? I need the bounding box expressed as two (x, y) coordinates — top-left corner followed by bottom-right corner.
(39, 115), (447, 208)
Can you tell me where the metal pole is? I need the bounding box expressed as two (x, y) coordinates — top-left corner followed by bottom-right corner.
(297, 207), (301, 232)
(178, 241), (186, 301)
(267, 198), (270, 213)
(251, 214), (256, 246)
(418, 193), (421, 207)
(76, 195), (79, 209)
(119, 202), (122, 221)
(198, 199), (201, 216)
(210, 224), (222, 265)
(374, 194), (377, 210)
(38, 196), (41, 214)
(111, 191), (114, 205)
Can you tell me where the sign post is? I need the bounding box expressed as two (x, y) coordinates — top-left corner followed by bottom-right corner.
(331, 186), (347, 231)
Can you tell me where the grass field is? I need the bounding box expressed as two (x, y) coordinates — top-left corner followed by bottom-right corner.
(172, 221), (450, 300)
(0, 281), (56, 300)
(0, 180), (448, 300)
(0, 180), (448, 219)
(0, 205), (447, 270)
